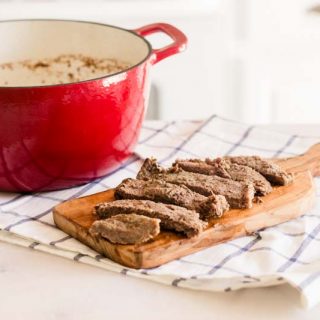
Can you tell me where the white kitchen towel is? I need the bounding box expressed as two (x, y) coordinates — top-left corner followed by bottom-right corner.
(1, 115), (320, 309)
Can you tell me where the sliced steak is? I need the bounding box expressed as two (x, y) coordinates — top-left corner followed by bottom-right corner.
(94, 199), (207, 238)
(89, 214), (160, 245)
(137, 158), (255, 209)
(174, 158), (272, 195)
(137, 157), (164, 179)
(225, 156), (293, 185)
(115, 178), (229, 220)
(173, 159), (230, 178)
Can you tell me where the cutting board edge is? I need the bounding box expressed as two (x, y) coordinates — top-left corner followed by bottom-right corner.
(52, 172), (316, 269)
(126, 177), (317, 268)
(53, 209), (146, 269)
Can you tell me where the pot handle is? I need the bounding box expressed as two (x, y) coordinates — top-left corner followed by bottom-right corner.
(133, 23), (187, 65)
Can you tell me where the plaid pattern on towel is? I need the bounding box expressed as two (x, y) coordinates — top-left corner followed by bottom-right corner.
(1, 115), (320, 309)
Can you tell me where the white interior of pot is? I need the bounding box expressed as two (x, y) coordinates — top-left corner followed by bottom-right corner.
(0, 20), (150, 87)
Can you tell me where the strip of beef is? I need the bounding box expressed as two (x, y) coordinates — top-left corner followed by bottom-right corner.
(174, 158), (272, 196)
(115, 178), (229, 220)
(94, 199), (207, 238)
(89, 214), (160, 245)
(225, 156), (293, 185)
(137, 158), (255, 209)
(173, 159), (230, 178)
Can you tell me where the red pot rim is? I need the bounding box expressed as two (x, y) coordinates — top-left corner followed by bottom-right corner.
(0, 19), (153, 90)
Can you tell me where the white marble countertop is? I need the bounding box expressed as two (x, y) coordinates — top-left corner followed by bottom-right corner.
(1, 124), (320, 320)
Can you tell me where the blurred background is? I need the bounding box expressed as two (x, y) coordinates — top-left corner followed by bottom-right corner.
(1, 0), (320, 124)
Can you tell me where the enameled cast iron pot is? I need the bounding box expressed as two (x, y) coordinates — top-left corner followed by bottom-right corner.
(0, 20), (187, 192)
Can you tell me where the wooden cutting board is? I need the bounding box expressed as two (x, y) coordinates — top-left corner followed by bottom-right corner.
(53, 144), (320, 269)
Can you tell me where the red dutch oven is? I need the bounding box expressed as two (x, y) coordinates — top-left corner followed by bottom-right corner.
(0, 19), (187, 192)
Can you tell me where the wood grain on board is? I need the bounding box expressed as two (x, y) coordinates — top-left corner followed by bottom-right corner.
(53, 144), (320, 269)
